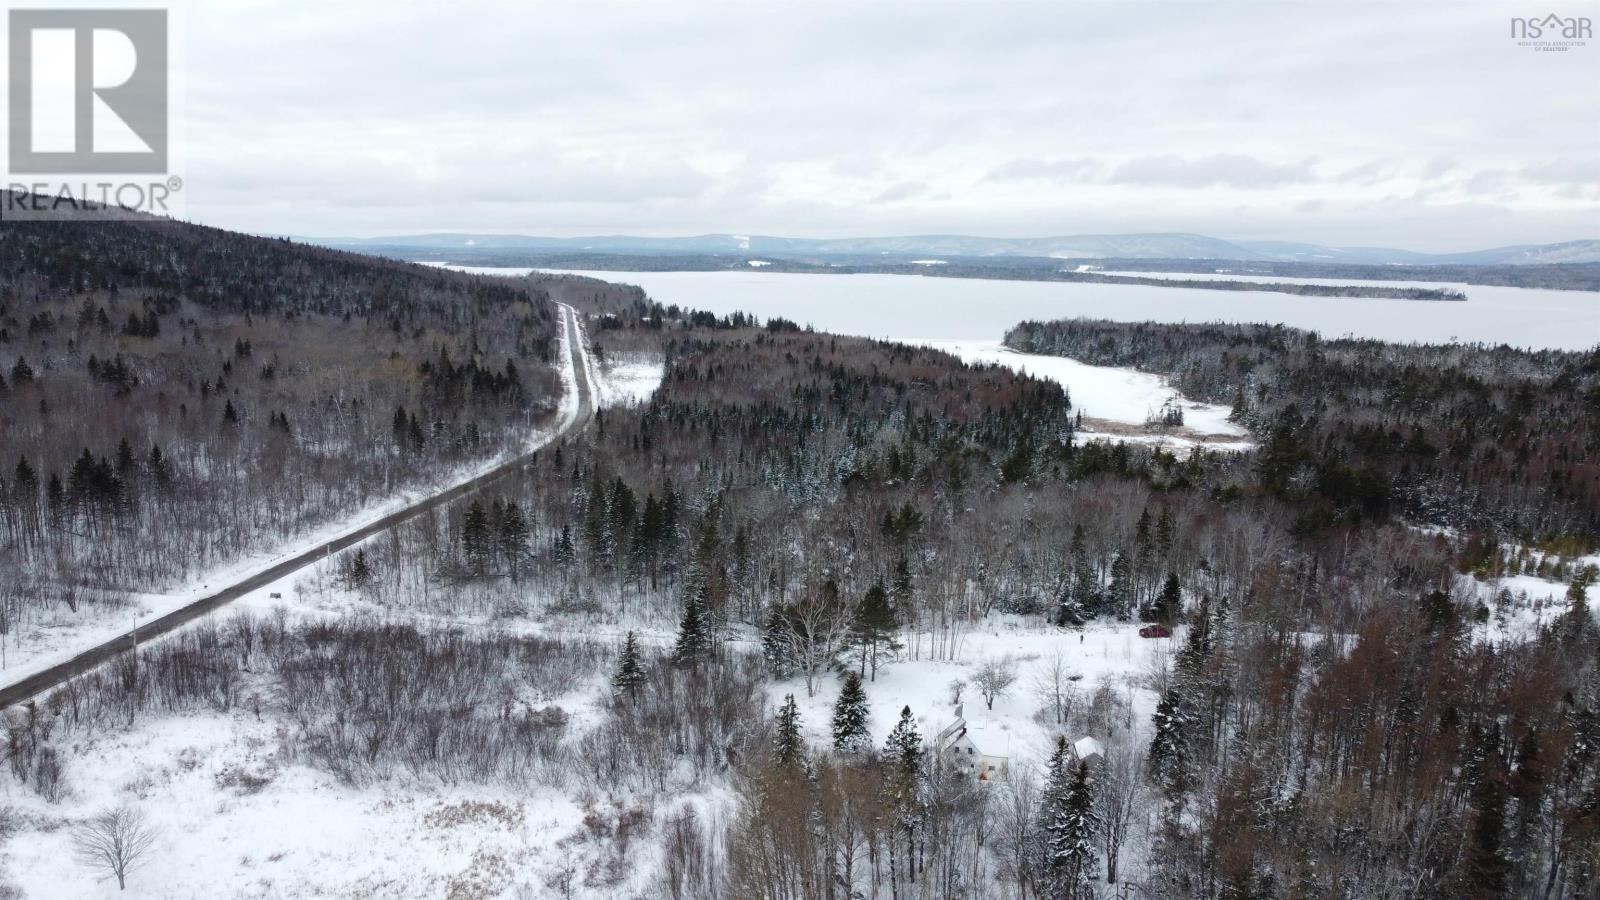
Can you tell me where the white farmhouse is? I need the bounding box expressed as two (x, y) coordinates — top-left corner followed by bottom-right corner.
(935, 704), (1010, 782)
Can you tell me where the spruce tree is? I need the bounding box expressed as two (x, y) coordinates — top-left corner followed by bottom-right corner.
(1069, 526), (1097, 615)
(1040, 736), (1074, 897)
(831, 670), (872, 753)
(1042, 738), (1102, 899)
(553, 523), (576, 570)
(884, 705), (923, 775)
(461, 500), (491, 576)
(1059, 760), (1101, 896)
(1149, 572), (1182, 624)
(1149, 685), (1194, 797)
(1107, 552), (1133, 620)
(1466, 726), (1510, 895)
(1560, 572), (1593, 642)
(346, 549), (372, 589)
(13, 457), (37, 502)
(774, 694), (804, 769)
(673, 591), (713, 665)
(882, 705), (925, 882)
(612, 631), (645, 698)
(498, 501), (529, 582)
(852, 581), (899, 680)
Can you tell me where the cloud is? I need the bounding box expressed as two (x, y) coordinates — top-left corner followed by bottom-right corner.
(1520, 158), (1600, 186)
(984, 158), (1099, 182)
(872, 181), (931, 204)
(168, 1), (1596, 247)
(1335, 160), (1390, 185)
(1108, 154), (1319, 189)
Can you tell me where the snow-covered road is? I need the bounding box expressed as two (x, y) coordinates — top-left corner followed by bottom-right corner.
(0, 304), (595, 709)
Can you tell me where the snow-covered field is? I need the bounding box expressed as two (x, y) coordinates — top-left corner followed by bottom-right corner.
(592, 354), (665, 409)
(1457, 552), (1600, 644)
(916, 339), (1253, 451)
(3, 707), (594, 899)
(0, 606), (732, 899)
(772, 618), (1166, 776)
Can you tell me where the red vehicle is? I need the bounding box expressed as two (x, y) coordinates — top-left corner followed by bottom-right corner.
(1138, 625), (1172, 639)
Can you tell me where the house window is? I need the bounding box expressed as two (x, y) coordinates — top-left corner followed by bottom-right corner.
(967, 748), (974, 755)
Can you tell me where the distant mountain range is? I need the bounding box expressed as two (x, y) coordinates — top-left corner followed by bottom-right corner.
(310, 231), (1600, 266)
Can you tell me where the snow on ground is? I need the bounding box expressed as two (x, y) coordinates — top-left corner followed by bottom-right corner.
(0, 306), (588, 693)
(3, 709), (572, 899)
(1457, 553), (1600, 644)
(416, 262), (537, 276)
(770, 619), (1170, 779)
(0, 655), (730, 899)
(592, 354), (665, 409)
(914, 339), (1254, 452)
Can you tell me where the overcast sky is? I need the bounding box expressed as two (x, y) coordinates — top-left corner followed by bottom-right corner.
(173, 1), (1598, 250)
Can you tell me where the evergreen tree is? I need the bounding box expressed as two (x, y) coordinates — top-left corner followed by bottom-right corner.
(1042, 738), (1101, 900)
(1466, 726), (1510, 895)
(1421, 588), (1457, 634)
(345, 549), (373, 589)
(461, 500), (491, 575)
(612, 631), (645, 698)
(1056, 578), (1087, 627)
(1508, 726), (1547, 852)
(884, 705), (924, 791)
(498, 501), (529, 582)
(1560, 572), (1593, 642)
(13, 457), (38, 503)
(883, 705), (926, 883)
(673, 591), (714, 665)
(1107, 552), (1133, 620)
(852, 581), (900, 680)
(773, 694), (804, 769)
(552, 523), (576, 570)
(891, 552), (913, 608)
(1148, 572), (1182, 624)
(1069, 526), (1097, 614)
(831, 670), (872, 753)
(1149, 685), (1195, 797)
(1156, 507), (1175, 558)
(114, 438), (136, 479)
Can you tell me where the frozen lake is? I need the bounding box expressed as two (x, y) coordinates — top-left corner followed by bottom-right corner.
(520, 268), (1598, 351)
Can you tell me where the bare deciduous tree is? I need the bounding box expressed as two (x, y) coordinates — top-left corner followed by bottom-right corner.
(973, 657), (1019, 710)
(72, 806), (157, 891)
(1032, 650), (1080, 725)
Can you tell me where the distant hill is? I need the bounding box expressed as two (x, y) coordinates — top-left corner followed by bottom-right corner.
(310, 231), (1600, 266)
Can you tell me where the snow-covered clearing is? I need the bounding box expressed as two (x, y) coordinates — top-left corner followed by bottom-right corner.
(1457, 553), (1600, 644)
(772, 618), (1168, 779)
(0, 638), (732, 899)
(916, 339), (1254, 451)
(592, 354), (665, 409)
